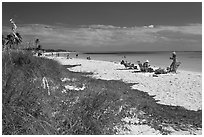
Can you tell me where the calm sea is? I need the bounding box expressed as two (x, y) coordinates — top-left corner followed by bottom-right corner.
(61, 51), (202, 73)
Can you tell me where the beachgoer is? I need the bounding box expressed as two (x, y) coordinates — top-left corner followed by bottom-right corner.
(137, 61), (144, 71)
(124, 61), (128, 68)
(127, 62), (131, 67)
(76, 54), (78, 58)
(120, 60), (125, 65)
(67, 53), (69, 59)
(166, 67), (170, 73)
(143, 60), (150, 72)
(154, 68), (167, 74)
(38, 51), (42, 56)
(170, 51), (177, 73)
(87, 56), (91, 60)
(130, 63), (135, 69)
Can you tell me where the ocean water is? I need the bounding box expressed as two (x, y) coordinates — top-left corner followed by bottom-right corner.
(61, 51), (202, 73)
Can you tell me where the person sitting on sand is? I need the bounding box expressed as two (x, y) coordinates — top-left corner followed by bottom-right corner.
(130, 63), (135, 69)
(123, 61), (128, 68)
(166, 67), (171, 73)
(137, 61), (144, 72)
(120, 60), (125, 65)
(87, 56), (91, 60)
(143, 60), (150, 72)
(127, 62), (131, 67)
(154, 68), (167, 74)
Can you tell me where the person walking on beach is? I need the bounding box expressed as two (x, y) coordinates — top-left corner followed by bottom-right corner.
(170, 51), (177, 73)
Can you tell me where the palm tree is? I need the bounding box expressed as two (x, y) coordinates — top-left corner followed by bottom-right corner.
(15, 33), (22, 44)
(4, 33), (22, 49)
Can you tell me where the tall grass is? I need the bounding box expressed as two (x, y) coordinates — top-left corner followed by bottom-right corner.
(2, 50), (126, 135)
(2, 50), (63, 134)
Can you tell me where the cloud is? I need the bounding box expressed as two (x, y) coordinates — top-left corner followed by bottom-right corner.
(2, 23), (202, 51)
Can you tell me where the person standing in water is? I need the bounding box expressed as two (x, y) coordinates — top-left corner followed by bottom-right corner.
(170, 51), (177, 73)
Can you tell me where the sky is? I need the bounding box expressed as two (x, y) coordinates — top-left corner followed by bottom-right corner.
(2, 2), (202, 52)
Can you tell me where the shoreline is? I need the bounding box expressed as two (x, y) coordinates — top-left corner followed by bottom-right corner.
(46, 56), (202, 111)
(43, 51), (202, 73)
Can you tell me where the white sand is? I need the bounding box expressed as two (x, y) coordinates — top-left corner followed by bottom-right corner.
(49, 57), (202, 111)
(46, 56), (202, 135)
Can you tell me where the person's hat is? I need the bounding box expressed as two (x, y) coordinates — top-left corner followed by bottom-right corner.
(172, 51), (176, 55)
(145, 60), (149, 63)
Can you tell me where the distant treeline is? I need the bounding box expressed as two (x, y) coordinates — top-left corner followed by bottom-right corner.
(44, 49), (69, 52)
(23, 47), (70, 52)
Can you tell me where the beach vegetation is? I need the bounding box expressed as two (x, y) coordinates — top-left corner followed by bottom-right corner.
(2, 33), (22, 50)
(2, 50), (202, 135)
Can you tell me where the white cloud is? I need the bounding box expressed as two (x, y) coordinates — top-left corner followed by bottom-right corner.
(2, 23), (201, 51)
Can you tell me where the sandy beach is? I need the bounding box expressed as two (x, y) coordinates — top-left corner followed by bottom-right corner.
(46, 56), (202, 135)
(48, 56), (202, 111)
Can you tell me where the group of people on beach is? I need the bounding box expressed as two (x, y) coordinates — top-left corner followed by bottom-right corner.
(66, 53), (79, 59)
(121, 51), (180, 74)
(120, 60), (138, 69)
